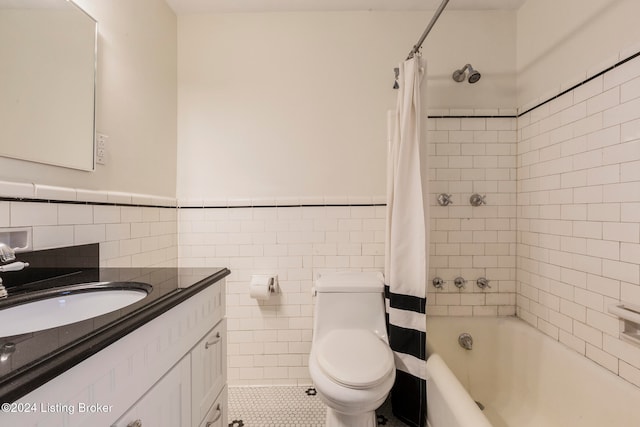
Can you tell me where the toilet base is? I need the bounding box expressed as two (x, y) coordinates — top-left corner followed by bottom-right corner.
(325, 407), (377, 427)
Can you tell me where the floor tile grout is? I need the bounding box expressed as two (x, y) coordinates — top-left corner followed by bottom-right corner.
(227, 385), (407, 427)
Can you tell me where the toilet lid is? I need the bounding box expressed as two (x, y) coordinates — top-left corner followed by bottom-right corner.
(316, 329), (394, 389)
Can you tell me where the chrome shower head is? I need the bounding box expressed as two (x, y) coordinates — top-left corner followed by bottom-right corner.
(452, 64), (481, 84)
(467, 65), (481, 83)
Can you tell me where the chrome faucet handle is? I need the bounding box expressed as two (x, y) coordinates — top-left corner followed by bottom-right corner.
(476, 277), (491, 290)
(432, 277), (446, 289)
(0, 243), (16, 263)
(454, 277), (467, 289)
(0, 243), (29, 299)
(437, 193), (453, 206)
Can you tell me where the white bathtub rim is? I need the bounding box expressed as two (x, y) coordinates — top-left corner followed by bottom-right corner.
(425, 353), (493, 427)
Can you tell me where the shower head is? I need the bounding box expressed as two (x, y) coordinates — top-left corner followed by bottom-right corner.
(452, 64), (481, 84)
(467, 66), (481, 83)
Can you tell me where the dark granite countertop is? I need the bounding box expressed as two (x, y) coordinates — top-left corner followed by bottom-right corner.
(0, 266), (230, 403)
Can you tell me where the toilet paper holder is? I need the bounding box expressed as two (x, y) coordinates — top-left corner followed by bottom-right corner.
(265, 276), (276, 293)
(249, 274), (279, 300)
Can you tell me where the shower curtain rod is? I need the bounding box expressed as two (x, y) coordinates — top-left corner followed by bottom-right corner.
(405, 0), (450, 60)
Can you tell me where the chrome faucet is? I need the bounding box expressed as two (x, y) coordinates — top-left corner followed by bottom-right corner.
(0, 243), (29, 298)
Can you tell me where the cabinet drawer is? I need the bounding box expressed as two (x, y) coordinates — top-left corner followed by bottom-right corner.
(112, 355), (191, 427)
(192, 318), (227, 425)
(198, 386), (228, 427)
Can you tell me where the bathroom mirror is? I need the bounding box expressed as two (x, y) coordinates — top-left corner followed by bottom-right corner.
(0, 0), (97, 171)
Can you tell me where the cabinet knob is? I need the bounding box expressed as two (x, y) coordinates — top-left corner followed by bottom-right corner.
(127, 420), (142, 427)
(205, 332), (222, 349)
(206, 403), (222, 426)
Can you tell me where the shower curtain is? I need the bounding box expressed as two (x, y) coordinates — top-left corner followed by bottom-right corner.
(384, 54), (428, 427)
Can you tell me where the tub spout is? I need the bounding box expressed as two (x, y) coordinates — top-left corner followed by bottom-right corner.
(458, 333), (473, 350)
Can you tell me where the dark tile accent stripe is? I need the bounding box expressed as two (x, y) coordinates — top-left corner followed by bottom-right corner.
(428, 50), (640, 120)
(0, 197), (385, 210)
(185, 203), (388, 209)
(0, 196), (175, 209)
(427, 115), (516, 119)
(518, 49), (640, 117)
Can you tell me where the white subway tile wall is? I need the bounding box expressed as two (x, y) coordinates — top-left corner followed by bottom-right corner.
(178, 205), (386, 385)
(0, 200), (177, 268)
(427, 114), (518, 317)
(0, 53), (638, 391)
(517, 54), (640, 387)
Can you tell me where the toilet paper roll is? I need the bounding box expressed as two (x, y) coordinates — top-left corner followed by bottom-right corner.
(249, 275), (273, 300)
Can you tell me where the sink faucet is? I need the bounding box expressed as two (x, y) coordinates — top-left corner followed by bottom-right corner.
(0, 243), (29, 298)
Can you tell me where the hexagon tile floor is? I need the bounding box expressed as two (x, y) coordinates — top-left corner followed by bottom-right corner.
(227, 386), (407, 427)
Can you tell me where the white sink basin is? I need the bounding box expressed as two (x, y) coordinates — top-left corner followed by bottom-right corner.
(0, 282), (150, 337)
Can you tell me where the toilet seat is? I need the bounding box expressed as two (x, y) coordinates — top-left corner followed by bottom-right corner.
(316, 329), (394, 390)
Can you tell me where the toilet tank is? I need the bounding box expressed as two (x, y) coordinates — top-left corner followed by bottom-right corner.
(315, 271), (385, 293)
(312, 271), (388, 342)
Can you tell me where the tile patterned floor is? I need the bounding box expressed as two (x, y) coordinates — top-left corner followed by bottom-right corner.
(227, 386), (407, 427)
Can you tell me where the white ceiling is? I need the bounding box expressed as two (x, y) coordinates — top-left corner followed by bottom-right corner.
(165, 0), (528, 15)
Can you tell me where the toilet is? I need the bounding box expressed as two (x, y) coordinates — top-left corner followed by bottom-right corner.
(309, 271), (395, 427)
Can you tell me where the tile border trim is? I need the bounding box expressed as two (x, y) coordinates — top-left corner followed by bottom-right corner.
(428, 50), (640, 120)
(0, 196), (387, 210)
(0, 196), (177, 209)
(518, 50), (640, 117)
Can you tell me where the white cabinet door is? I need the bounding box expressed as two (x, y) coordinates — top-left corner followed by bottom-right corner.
(192, 318), (227, 425)
(198, 387), (228, 427)
(112, 356), (191, 427)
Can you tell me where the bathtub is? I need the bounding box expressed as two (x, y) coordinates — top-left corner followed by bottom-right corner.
(425, 316), (640, 427)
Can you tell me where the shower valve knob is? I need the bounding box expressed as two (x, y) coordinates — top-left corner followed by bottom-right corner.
(432, 277), (446, 289)
(437, 193), (452, 206)
(454, 277), (467, 289)
(476, 277), (491, 290)
(469, 193), (486, 206)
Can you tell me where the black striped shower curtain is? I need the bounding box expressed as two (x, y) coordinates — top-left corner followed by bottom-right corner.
(384, 53), (428, 427)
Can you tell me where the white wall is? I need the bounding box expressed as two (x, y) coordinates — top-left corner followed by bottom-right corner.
(0, 0), (178, 198)
(176, 10), (516, 202)
(517, 54), (640, 388)
(517, 0), (640, 109)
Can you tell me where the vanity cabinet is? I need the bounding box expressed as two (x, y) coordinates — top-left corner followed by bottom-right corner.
(113, 319), (227, 427)
(5, 277), (227, 427)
